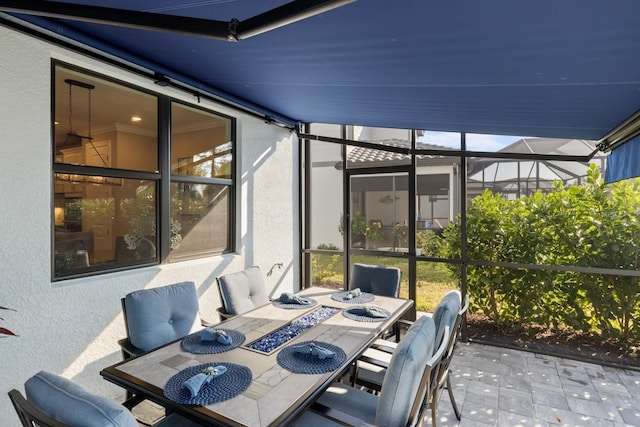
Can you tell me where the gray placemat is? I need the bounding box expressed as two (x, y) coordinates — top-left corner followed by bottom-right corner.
(181, 328), (245, 354)
(331, 290), (376, 304)
(277, 341), (346, 374)
(342, 305), (391, 322)
(272, 298), (317, 309)
(164, 362), (252, 405)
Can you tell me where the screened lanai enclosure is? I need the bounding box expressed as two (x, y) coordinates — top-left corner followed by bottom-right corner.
(467, 138), (608, 198)
(302, 124), (640, 366)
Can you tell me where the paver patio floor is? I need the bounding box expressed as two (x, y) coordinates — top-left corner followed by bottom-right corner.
(434, 342), (640, 427)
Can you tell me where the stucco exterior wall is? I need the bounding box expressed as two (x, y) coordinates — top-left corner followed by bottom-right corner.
(0, 24), (299, 426)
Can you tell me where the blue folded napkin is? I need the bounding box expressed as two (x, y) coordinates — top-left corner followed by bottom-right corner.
(293, 342), (336, 360)
(201, 328), (232, 345)
(182, 365), (226, 397)
(279, 292), (312, 305)
(349, 306), (388, 318)
(345, 288), (362, 299)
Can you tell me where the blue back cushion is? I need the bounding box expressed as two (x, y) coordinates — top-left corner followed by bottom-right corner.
(433, 290), (461, 349)
(375, 315), (436, 427)
(217, 266), (270, 315)
(124, 281), (200, 351)
(25, 371), (138, 427)
(349, 263), (402, 297)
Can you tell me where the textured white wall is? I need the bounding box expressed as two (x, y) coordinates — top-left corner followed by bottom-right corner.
(0, 25), (299, 426)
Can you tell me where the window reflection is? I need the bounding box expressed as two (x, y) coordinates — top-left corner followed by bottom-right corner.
(53, 176), (157, 277)
(54, 68), (158, 172)
(172, 103), (233, 179)
(168, 183), (230, 260)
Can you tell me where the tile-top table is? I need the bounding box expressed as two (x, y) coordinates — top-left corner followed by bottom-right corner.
(101, 286), (413, 426)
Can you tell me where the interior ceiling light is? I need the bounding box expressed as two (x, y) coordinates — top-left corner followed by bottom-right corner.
(130, 116), (142, 122)
(0, 0), (357, 41)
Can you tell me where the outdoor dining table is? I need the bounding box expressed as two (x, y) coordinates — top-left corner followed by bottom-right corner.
(100, 286), (413, 427)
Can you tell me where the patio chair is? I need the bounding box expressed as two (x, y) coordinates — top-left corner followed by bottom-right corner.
(118, 281), (202, 359)
(216, 266), (270, 319)
(9, 371), (202, 427)
(348, 263), (403, 338)
(293, 316), (445, 427)
(348, 263), (402, 297)
(428, 291), (469, 426)
(351, 290), (469, 426)
(118, 281), (202, 403)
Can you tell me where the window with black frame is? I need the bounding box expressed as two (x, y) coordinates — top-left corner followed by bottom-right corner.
(52, 64), (234, 279)
(168, 103), (233, 261)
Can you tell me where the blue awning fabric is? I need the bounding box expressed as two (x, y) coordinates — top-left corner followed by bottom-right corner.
(605, 135), (640, 183)
(4, 0), (640, 140)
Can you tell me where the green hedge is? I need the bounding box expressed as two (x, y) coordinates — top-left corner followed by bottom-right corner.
(443, 164), (640, 347)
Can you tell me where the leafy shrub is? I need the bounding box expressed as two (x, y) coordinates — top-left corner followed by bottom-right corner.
(339, 212), (367, 247)
(416, 229), (444, 257)
(365, 221), (384, 248)
(317, 243), (339, 250)
(443, 164), (640, 347)
(312, 253), (342, 286)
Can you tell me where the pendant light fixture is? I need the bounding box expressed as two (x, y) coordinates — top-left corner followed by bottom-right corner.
(59, 78), (95, 150)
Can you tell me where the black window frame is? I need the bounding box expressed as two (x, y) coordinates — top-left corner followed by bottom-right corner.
(166, 99), (236, 263)
(51, 61), (236, 281)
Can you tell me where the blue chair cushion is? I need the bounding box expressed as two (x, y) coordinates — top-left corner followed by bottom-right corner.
(433, 290), (461, 350)
(315, 382), (378, 424)
(349, 263), (401, 297)
(125, 281), (201, 352)
(217, 266), (270, 315)
(375, 315), (436, 427)
(24, 371), (138, 427)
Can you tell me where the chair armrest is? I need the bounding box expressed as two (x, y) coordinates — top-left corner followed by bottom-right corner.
(216, 307), (236, 321)
(309, 401), (376, 427)
(117, 338), (144, 359)
(120, 394), (146, 411)
(394, 319), (414, 342)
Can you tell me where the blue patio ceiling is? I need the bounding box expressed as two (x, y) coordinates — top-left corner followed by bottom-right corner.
(4, 0), (640, 141)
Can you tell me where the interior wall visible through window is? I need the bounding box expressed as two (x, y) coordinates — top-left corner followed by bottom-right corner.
(52, 63), (235, 280)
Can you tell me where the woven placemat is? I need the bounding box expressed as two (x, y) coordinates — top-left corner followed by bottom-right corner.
(331, 290), (375, 304)
(342, 305), (391, 322)
(164, 362), (252, 405)
(181, 329), (246, 354)
(272, 297), (317, 309)
(277, 341), (346, 374)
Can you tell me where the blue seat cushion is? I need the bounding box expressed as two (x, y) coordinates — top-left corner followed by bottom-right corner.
(315, 382), (378, 424)
(217, 266), (270, 315)
(125, 281), (201, 351)
(375, 315), (436, 427)
(24, 371), (138, 427)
